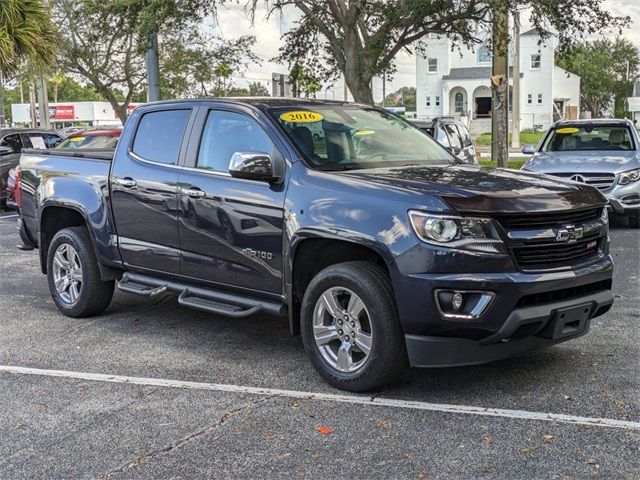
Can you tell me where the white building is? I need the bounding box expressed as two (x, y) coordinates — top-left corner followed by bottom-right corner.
(626, 81), (640, 125)
(10, 101), (143, 127)
(416, 29), (581, 133)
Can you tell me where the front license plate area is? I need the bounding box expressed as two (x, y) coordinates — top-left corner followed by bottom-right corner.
(548, 303), (592, 339)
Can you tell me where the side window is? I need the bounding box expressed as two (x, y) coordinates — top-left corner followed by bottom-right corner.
(45, 134), (63, 148)
(23, 133), (50, 149)
(132, 109), (190, 164)
(436, 128), (450, 147)
(444, 124), (462, 149)
(1, 133), (23, 153)
(454, 124), (472, 147)
(197, 110), (275, 172)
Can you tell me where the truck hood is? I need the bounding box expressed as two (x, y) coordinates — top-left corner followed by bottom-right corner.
(523, 151), (638, 174)
(341, 165), (606, 214)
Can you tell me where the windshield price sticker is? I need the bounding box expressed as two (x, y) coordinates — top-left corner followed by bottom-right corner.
(556, 127), (579, 134)
(354, 130), (376, 136)
(280, 111), (324, 123)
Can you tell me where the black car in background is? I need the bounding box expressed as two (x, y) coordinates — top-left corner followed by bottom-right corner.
(0, 129), (63, 209)
(412, 117), (477, 164)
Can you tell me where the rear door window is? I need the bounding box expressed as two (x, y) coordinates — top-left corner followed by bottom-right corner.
(132, 109), (191, 164)
(443, 124), (462, 149)
(1, 133), (22, 153)
(23, 132), (53, 149)
(454, 124), (473, 147)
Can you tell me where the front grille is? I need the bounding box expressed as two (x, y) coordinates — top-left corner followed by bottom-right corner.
(549, 172), (616, 190)
(493, 207), (606, 270)
(513, 234), (603, 269)
(494, 207), (602, 230)
(515, 280), (612, 308)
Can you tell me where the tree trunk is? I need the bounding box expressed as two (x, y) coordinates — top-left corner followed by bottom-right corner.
(113, 104), (128, 125)
(345, 73), (374, 104)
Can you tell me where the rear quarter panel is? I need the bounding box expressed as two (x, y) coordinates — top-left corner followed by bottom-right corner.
(19, 152), (120, 267)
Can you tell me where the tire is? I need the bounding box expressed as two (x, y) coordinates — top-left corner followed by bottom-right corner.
(300, 261), (408, 392)
(46, 227), (114, 317)
(628, 213), (640, 229)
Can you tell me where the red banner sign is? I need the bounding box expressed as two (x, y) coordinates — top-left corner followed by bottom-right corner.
(48, 105), (75, 120)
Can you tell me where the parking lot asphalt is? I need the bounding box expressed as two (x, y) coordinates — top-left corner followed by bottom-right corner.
(0, 213), (638, 479)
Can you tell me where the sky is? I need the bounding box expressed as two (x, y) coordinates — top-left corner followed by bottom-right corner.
(212, 1), (640, 102)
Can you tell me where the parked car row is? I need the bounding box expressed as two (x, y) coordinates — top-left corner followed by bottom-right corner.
(1, 127), (121, 211)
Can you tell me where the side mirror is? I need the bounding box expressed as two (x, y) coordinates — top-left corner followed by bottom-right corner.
(0, 146), (14, 156)
(521, 144), (536, 154)
(229, 152), (280, 183)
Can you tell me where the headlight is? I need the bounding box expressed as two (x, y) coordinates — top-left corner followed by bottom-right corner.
(408, 211), (505, 254)
(619, 168), (640, 185)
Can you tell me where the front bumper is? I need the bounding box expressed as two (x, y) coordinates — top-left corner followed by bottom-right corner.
(603, 182), (640, 215)
(406, 289), (613, 367)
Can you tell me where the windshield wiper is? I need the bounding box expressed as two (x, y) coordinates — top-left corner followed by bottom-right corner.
(316, 163), (363, 171)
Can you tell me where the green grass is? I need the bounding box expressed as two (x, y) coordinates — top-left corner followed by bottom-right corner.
(478, 158), (527, 170)
(474, 130), (544, 149)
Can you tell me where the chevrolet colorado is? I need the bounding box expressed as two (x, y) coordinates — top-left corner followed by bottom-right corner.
(17, 99), (614, 391)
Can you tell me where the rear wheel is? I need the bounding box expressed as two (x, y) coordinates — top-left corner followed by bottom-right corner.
(300, 261), (408, 392)
(47, 227), (114, 317)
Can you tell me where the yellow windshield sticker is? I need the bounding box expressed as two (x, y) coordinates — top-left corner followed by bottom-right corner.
(556, 127), (579, 134)
(69, 137), (86, 142)
(354, 130), (375, 136)
(279, 111), (323, 123)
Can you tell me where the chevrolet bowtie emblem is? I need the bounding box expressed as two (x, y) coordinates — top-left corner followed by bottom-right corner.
(556, 224), (584, 243)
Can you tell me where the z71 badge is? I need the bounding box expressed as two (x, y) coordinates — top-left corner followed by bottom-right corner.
(242, 248), (273, 260)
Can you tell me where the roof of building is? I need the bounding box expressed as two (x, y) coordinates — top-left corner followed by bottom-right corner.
(521, 28), (540, 36)
(442, 66), (514, 81)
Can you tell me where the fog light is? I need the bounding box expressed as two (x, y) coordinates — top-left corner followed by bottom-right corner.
(434, 290), (495, 321)
(452, 292), (463, 310)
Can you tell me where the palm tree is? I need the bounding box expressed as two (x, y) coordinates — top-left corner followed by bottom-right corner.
(0, 0), (58, 74)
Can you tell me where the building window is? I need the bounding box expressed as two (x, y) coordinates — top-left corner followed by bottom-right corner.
(527, 94), (532, 105)
(426, 96), (431, 107)
(427, 58), (438, 73)
(454, 92), (464, 112)
(530, 53), (541, 69)
(537, 93), (543, 104)
(477, 44), (492, 64)
(435, 96), (440, 107)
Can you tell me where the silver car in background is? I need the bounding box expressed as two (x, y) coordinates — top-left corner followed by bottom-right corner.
(521, 119), (640, 228)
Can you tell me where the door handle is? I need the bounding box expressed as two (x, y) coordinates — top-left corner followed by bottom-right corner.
(115, 177), (137, 188)
(180, 187), (206, 198)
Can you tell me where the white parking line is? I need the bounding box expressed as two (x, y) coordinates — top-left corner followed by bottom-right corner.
(0, 214), (18, 220)
(1, 364), (639, 431)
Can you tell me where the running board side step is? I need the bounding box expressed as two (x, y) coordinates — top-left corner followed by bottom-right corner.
(116, 272), (286, 318)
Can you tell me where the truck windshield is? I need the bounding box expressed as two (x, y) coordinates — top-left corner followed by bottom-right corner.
(542, 125), (636, 152)
(269, 106), (453, 170)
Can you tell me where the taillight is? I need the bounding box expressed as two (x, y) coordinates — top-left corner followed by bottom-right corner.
(14, 166), (22, 209)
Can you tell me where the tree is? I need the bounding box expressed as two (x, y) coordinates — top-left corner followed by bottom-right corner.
(0, 0), (58, 125)
(289, 63), (321, 98)
(247, 1), (629, 105)
(52, 0), (147, 123)
(384, 87), (416, 111)
(160, 30), (260, 98)
(0, 0), (57, 73)
(557, 38), (640, 118)
(248, 81), (270, 96)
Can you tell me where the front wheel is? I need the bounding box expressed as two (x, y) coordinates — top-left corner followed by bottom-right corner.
(47, 227), (114, 317)
(300, 261), (408, 392)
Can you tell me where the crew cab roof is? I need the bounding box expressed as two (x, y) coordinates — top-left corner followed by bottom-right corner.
(140, 97), (371, 113)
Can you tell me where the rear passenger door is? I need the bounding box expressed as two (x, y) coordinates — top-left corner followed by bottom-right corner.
(111, 105), (195, 274)
(177, 104), (287, 295)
